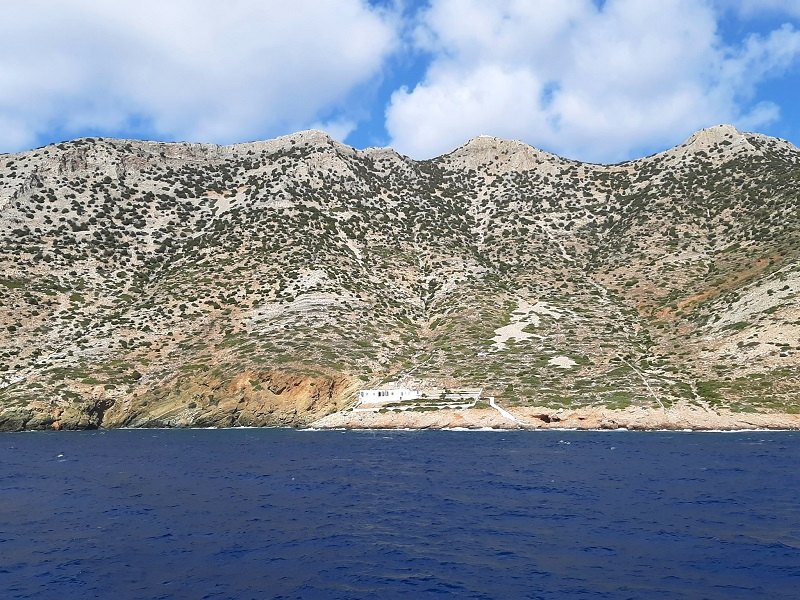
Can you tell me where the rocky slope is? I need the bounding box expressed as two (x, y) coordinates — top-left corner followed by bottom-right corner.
(1, 125), (798, 430)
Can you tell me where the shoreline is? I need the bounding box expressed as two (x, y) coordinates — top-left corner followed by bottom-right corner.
(302, 427), (800, 433)
(2, 401), (798, 433)
(4, 425), (800, 434)
(308, 401), (800, 432)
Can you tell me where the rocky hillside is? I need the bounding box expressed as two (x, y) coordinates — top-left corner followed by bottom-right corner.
(1, 124), (798, 430)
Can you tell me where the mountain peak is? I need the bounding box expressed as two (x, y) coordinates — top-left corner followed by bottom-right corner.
(259, 129), (338, 151)
(681, 124), (752, 153)
(444, 134), (567, 172)
(288, 129), (335, 143)
(459, 134), (532, 152)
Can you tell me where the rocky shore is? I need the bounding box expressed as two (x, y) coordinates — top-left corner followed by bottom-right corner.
(309, 402), (800, 431)
(2, 398), (799, 432)
(0, 370), (357, 432)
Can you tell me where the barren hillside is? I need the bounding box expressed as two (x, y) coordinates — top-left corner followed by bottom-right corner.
(1, 124), (798, 429)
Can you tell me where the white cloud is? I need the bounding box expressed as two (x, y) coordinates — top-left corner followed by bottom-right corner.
(387, 65), (548, 157)
(725, 0), (800, 19)
(0, 0), (397, 151)
(307, 118), (357, 143)
(736, 101), (781, 130)
(386, 0), (800, 162)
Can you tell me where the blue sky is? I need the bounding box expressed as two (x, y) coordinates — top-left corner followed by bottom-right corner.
(1, 0), (799, 163)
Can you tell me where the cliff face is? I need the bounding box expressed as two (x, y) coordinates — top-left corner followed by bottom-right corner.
(1, 125), (798, 430)
(0, 370), (356, 430)
(102, 370), (355, 428)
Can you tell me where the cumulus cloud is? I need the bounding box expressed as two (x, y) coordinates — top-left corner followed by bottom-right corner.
(727, 0), (800, 19)
(0, 0), (397, 151)
(386, 0), (800, 162)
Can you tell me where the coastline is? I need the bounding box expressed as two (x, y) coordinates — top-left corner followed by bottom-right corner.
(2, 400), (799, 432)
(309, 401), (800, 431)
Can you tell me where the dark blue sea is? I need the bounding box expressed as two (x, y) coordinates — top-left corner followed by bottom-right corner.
(2, 429), (799, 599)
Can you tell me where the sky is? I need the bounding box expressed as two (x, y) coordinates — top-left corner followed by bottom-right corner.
(1, 0), (800, 163)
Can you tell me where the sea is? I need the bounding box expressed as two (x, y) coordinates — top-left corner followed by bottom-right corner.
(1, 429), (799, 599)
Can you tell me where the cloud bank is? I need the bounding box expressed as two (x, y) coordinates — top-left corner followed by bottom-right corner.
(0, 0), (396, 150)
(386, 0), (800, 161)
(1, 0), (799, 162)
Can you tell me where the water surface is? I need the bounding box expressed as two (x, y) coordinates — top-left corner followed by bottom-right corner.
(2, 429), (799, 599)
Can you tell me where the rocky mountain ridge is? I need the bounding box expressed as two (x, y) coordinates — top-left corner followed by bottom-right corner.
(1, 125), (798, 430)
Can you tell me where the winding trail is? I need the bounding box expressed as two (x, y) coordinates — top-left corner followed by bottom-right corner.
(618, 356), (666, 411)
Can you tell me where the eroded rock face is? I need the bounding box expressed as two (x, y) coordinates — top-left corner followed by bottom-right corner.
(0, 399), (108, 431)
(102, 370), (356, 429)
(0, 371), (355, 431)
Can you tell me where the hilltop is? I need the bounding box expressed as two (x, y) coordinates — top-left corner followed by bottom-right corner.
(1, 125), (798, 430)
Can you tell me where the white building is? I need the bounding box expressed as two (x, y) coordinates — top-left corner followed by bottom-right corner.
(357, 388), (420, 404)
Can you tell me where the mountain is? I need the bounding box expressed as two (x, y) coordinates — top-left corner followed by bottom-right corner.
(1, 125), (798, 430)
